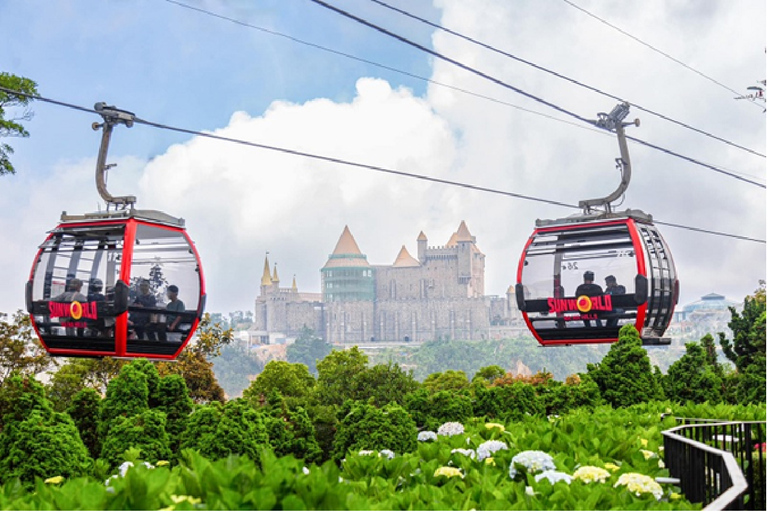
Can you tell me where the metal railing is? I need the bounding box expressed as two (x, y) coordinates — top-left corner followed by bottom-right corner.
(662, 418), (766, 510)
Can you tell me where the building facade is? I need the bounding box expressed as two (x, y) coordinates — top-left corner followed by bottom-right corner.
(254, 221), (522, 343)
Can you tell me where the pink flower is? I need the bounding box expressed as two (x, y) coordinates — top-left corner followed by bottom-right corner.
(754, 442), (766, 453)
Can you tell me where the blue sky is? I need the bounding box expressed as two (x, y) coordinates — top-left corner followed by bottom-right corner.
(1, 0), (765, 317)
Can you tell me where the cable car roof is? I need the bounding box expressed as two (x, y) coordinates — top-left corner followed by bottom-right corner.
(59, 209), (186, 228)
(535, 208), (653, 229)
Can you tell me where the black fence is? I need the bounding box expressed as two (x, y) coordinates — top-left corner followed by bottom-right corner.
(662, 418), (766, 510)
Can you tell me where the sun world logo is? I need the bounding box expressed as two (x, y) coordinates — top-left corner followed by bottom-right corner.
(48, 300), (99, 321)
(547, 294), (612, 314)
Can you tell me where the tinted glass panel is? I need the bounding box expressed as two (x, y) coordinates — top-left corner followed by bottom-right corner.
(30, 226), (124, 350)
(127, 224), (200, 354)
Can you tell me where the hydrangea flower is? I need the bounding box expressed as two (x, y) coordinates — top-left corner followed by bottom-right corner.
(437, 422), (465, 437)
(604, 462), (620, 472)
(302, 466), (310, 475)
(485, 422), (505, 432)
(525, 486), (536, 496)
(614, 472), (663, 500)
(658, 460), (665, 468)
(534, 470), (573, 485)
(418, 431), (438, 442)
(44, 476), (64, 484)
(156, 460), (170, 467)
(450, 448), (476, 459)
(477, 440), (508, 461)
(509, 450), (556, 479)
(640, 438), (648, 447)
(434, 466), (464, 479)
(358, 450), (375, 456)
(484, 457), (496, 466)
(379, 449), (395, 460)
(640, 449), (657, 460)
(573, 466), (611, 484)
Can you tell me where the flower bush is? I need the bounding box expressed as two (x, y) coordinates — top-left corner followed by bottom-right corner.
(573, 465), (611, 484)
(509, 450), (556, 479)
(476, 440), (508, 461)
(614, 472), (664, 500)
(437, 422), (464, 437)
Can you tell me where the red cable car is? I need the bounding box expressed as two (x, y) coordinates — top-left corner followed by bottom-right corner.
(515, 103), (678, 346)
(25, 104), (206, 359)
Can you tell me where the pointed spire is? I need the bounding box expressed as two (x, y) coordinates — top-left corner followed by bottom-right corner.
(393, 245), (420, 267)
(272, 263), (280, 283)
(446, 232), (458, 247)
(261, 255), (272, 286)
(331, 225), (364, 255)
(456, 220), (473, 242)
(291, 275), (298, 291)
(417, 231), (427, 241)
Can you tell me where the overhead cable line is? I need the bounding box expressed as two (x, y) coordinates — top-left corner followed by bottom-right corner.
(368, 0), (766, 158)
(560, 0), (764, 110)
(310, 0), (765, 189)
(0, 85), (764, 244)
(162, 0), (603, 138)
(162, 0), (764, 184)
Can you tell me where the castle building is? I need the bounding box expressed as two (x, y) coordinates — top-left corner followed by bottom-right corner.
(253, 221), (522, 343)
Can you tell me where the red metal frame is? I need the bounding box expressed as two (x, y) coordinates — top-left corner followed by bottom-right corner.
(516, 218), (651, 346)
(28, 217), (205, 360)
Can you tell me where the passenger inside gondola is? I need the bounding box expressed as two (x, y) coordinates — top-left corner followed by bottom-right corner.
(575, 271), (603, 327)
(131, 280), (161, 340)
(52, 278), (87, 303)
(604, 275), (626, 327)
(163, 284), (185, 342)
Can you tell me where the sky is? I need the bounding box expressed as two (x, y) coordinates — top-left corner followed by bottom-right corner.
(1, 0), (765, 317)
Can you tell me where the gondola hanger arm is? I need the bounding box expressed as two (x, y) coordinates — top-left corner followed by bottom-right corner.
(92, 103), (137, 209)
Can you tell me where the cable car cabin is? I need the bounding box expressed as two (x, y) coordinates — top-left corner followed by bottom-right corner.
(515, 212), (678, 346)
(26, 210), (206, 359)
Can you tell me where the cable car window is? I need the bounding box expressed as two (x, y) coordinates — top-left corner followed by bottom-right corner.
(29, 227), (124, 350)
(126, 224), (201, 354)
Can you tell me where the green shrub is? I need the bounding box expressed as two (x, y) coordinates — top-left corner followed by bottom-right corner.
(587, 325), (665, 408)
(99, 409), (172, 468)
(474, 381), (543, 420)
(98, 364), (149, 440)
(156, 374), (193, 454)
(180, 400), (269, 464)
(0, 409), (92, 484)
(664, 341), (723, 404)
(66, 388), (102, 459)
(333, 402), (416, 460)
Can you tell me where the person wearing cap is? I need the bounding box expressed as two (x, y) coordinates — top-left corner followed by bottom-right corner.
(87, 278), (106, 303)
(164, 285), (185, 341)
(575, 271), (603, 327)
(132, 280), (159, 340)
(604, 275), (626, 327)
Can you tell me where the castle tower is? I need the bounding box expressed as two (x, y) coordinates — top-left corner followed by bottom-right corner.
(456, 220), (475, 284)
(393, 245), (420, 268)
(260, 255), (272, 296)
(321, 225), (375, 302)
(272, 262), (280, 285)
(417, 231), (427, 263)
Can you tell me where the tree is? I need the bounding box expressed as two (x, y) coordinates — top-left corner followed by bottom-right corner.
(156, 374), (194, 454)
(157, 313), (230, 403)
(243, 361), (316, 406)
(0, 72), (38, 176)
(663, 340), (723, 404)
(586, 324), (665, 408)
(286, 327), (332, 375)
(212, 342), (264, 399)
(719, 283), (766, 404)
(0, 311), (53, 386)
(46, 357), (125, 411)
(472, 365), (506, 384)
(423, 369), (470, 393)
(98, 364), (150, 442)
(353, 361), (419, 407)
(316, 347), (369, 406)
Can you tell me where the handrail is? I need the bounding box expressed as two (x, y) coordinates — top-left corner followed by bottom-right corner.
(663, 420), (766, 510)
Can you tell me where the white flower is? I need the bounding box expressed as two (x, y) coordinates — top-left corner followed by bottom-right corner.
(509, 450), (556, 479)
(379, 449), (395, 460)
(614, 472), (663, 500)
(450, 448), (476, 459)
(640, 449), (657, 460)
(573, 466), (611, 484)
(358, 450), (375, 456)
(534, 470), (573, 485)
(118, 461), (134, 477)
(658, 460), (665, 469)
(434, 466), (464, 479)
(477, 440), (508, 461)
(418, 431), (438, 442)
(525, 486), (536, 496)
(437, 422), (465, 437)
(302, 466), (310, 475)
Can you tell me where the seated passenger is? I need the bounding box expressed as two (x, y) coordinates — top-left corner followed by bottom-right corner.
(163, 285), (186, 342)
(86, 278), (107, 337)
(575, 271), (603, 327)
(132, 280), (161, 341)
(52, 278), (87, 303)
(604, 275), (626, 327)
